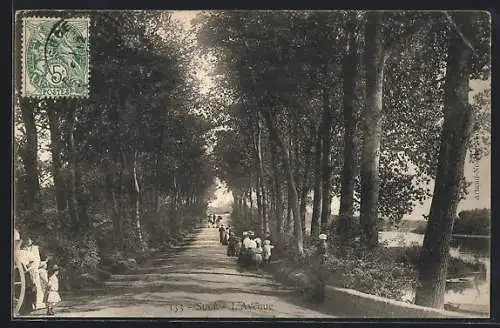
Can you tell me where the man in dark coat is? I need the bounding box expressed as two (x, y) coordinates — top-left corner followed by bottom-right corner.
(227, 231), (238, 256)
(218, 224), (226, 244)
(222, 227), (229, 245)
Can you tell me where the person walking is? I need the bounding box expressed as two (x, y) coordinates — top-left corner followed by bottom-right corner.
(262, 239), (275, 265)
(227, 231), (238, 256)
(218, 224), (226, 244)
(222, 227), (229, 245)
(238, 232), (250, 266)
(310, 233), (329, 303)
(246, 232), (257, 269)
(254, 238), (263, 270)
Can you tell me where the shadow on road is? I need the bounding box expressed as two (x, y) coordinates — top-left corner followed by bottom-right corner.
(52, 219), (338, 318)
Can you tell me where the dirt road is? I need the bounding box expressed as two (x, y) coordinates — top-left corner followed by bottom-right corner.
(52, 214), (335, 318)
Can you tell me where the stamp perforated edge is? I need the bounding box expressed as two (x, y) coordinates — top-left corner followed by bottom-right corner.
(20, 16), (91, 99)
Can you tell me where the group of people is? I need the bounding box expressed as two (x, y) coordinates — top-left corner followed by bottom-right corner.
(206, 214), (328, 303)
(207, 214), (222, 228)
(207, 214), (276, 270)
(15, 229), (62, 316)
(222, 228), (275, 270)
(236, 231), (275, 270)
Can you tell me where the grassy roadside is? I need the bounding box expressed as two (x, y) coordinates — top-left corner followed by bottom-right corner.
(62, 220), (205, 292)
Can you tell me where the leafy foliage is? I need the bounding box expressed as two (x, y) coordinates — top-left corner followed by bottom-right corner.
(15, 11), (216, 287)
(454, 208), (491, 236)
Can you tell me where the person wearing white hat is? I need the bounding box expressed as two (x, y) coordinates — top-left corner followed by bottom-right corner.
(310, 233), (329, 303)
(262, 239), (274, 265)
(246, 235), (258, 269)
(253, 238), (263, 269)
(242, 232), (252, 249)
(238, 232), (250, 266)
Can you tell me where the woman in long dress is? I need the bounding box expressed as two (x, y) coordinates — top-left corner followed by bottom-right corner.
(23, 237), (45, 310)
(38, 261), (49, 299)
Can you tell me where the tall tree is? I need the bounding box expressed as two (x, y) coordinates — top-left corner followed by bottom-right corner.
(338, 13), (360, 239)
(359, 11), (385, 248)
(414, 11), (490, 309)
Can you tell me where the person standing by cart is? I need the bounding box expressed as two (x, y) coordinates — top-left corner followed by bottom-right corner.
(23, 237), (45, 311)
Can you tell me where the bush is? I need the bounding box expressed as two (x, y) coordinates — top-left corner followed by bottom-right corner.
(447, 257), (485, 279)
(44, 233), (101, 291)
(453, 209), (491, 236)
(325, 245), (418, 302)
(410, 209), (491, 236)
(410, 222), (427, 234)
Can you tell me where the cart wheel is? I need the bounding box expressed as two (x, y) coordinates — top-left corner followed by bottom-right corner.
(13, 261), (25, 315)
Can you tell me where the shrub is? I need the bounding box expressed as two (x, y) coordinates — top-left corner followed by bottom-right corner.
(453, 209), (491, 236)
(44, 233), (101, 291)
(410, 222), (427, 234)
(325, 245), (418, 302)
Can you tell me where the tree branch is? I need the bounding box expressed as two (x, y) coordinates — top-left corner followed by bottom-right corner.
(383, 22), (427, 61)
(442, 11), (476, 54)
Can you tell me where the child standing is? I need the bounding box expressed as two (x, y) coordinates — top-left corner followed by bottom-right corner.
(44, 265), (61, 316)
(263, 239), (275, 265)
(254, 238), (263, 270)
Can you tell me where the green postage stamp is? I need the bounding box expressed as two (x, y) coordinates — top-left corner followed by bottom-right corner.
(21, 17), (90, 98)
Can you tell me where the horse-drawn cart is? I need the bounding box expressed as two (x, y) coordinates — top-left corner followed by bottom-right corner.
(13, 228), (26, 315)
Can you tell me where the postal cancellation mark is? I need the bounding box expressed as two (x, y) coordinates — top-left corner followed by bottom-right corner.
(21, 16), (90, 98)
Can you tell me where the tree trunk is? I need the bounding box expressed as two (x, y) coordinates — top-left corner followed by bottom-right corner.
(242, 190), (249, 221)
(287, 134), (295, 236)
(320, 88), (333, 233)
(414, 16), (474, 308)
(248, 185), (254, 225)
(104, 157), (120, 248)
(110, 188), (120, 248)
(269, 135), (284, 243)
(256, 176), (262, 229)
(299, 129), (315, 238)
(338, 17), (359, 240)
(132, 151), (145, 250)
(75, 166), (91, 230)
(286, 181), (293, 236)
(311, 131), (323, 239)
(66, 107), (80, 234)
(19, 100), (41, 216)
(360, 12), (385, 249)
(256, 124), (269, 234)
(262, 111), (304, 255)
(46, 106), (67, 214)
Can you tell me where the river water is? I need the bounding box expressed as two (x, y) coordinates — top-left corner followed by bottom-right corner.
(378, 231), (490, 314)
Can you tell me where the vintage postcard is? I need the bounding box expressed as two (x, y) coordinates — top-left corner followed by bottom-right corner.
(12, 10), (491, 319)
